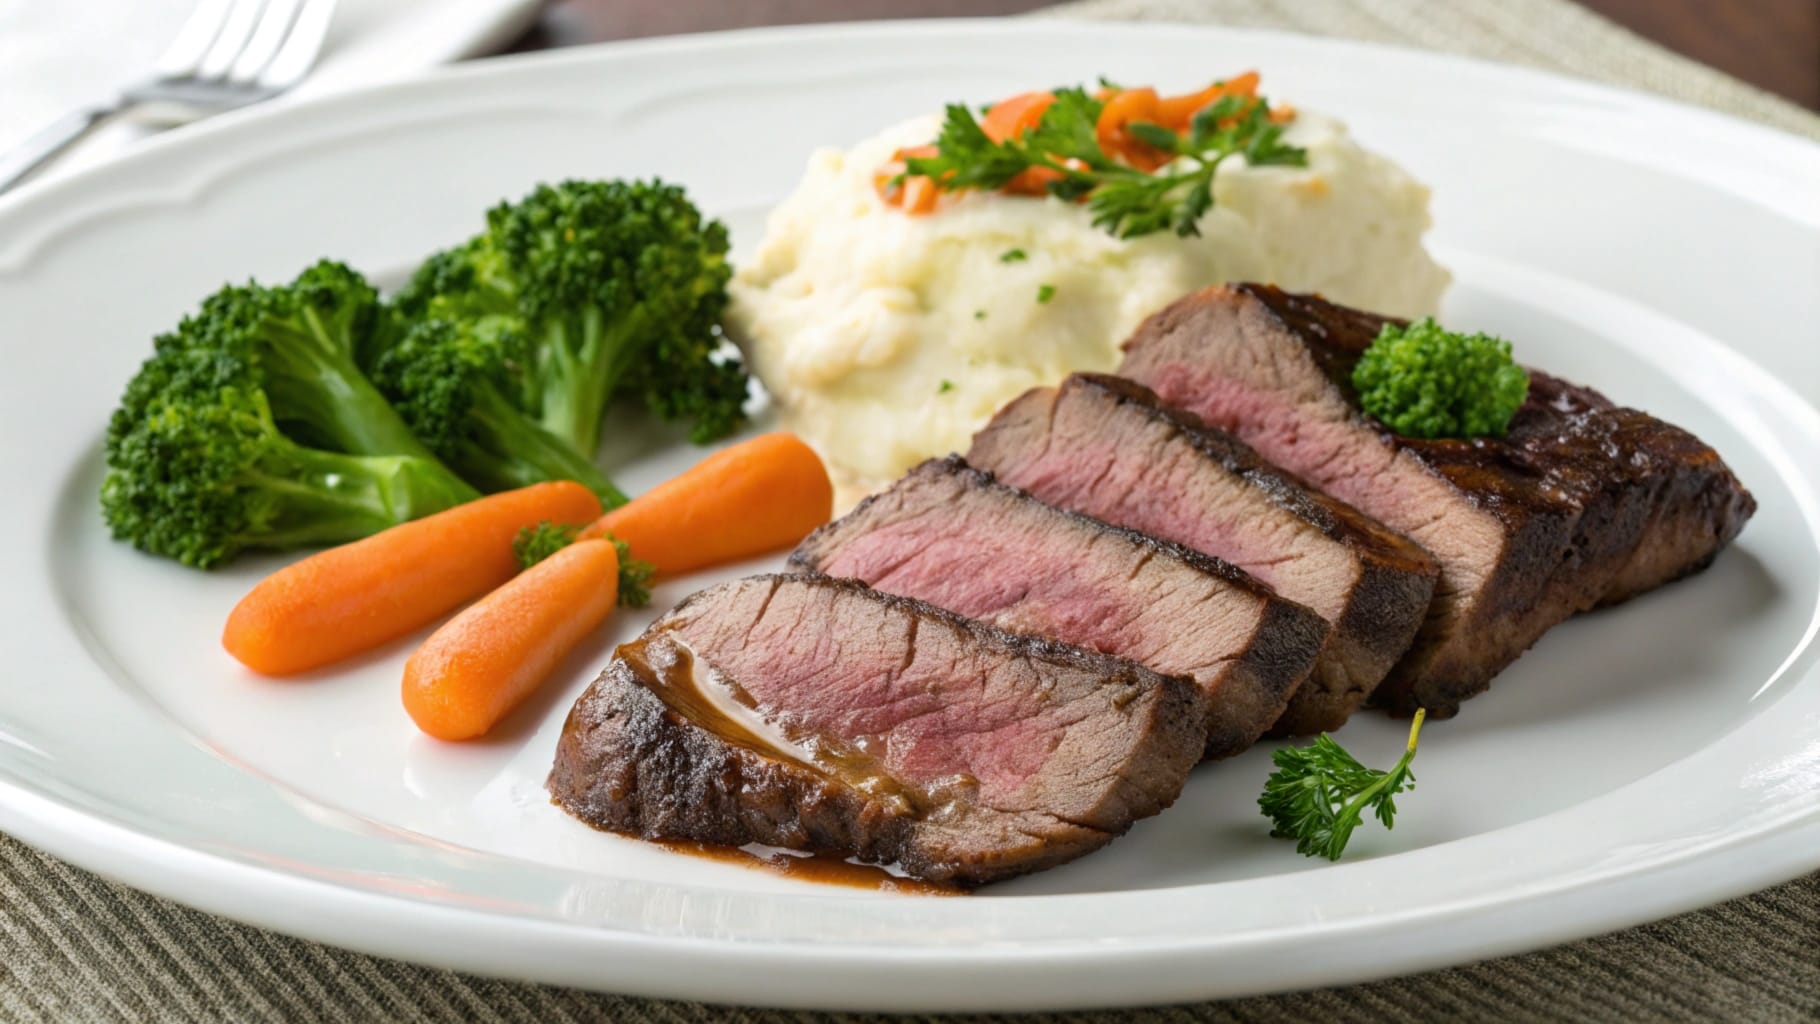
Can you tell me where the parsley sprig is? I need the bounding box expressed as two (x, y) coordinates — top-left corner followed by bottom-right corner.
(1258, 709), (1425, 860)
(902, 86), (1306, 239)
(511, 521), (656, 609)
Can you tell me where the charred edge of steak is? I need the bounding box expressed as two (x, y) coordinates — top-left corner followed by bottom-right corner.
(1227, 282), (1400, 393)
(1230, 597), (1343, 743)
(548, 655), (914, 862)
(991, 373), (1435, 736)
(548, 637), (1122, 888)
(559, 573), (1209, 885)
(1222, 285), (1756, 717)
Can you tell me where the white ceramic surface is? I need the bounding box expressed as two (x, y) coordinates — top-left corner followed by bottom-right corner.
(1, 21), (1818, 1012)
(0, 0), (543, 184)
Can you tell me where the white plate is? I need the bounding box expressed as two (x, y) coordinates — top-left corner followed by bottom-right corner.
(1, 20), (1818, 1013)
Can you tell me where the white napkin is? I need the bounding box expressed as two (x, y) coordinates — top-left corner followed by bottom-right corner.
(0, 0), (542, 184)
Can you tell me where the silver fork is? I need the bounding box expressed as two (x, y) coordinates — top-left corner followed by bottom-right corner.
(0, 0), (340, 194)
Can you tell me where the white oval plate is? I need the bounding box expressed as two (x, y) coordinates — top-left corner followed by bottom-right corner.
(1, 20), (1818, 1013)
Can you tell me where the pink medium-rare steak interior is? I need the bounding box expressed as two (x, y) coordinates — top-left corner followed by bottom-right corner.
(792, 455), (1330, 758)
(1118, 283), (1756, 715)
(550, 574), (1208, 885)
(662, 575), (1195, 825)
(967, 373), (1437, 736)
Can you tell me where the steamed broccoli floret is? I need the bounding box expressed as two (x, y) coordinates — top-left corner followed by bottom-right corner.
(163, 260), (453, 460)
(101, 262), (478, 568)
(511, 521), (655, 608)
(1352, 318), (1530, 440)
(396, 179), (746, 454)
(369, 317), (629, 506)
(101, 375), (477, 568)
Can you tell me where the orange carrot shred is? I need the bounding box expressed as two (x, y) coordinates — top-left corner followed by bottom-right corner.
(981, 91), (1056, 143)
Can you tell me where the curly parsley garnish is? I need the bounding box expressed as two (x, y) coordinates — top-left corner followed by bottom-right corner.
(1259, 709), (1424, 860)
(903, 85), (1305, 239)
(511, 521), (655, 609)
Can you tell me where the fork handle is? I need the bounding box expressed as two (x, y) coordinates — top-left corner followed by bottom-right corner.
(0, 103), (122, 195)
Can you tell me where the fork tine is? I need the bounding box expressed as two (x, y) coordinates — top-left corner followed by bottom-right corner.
(258, 0), (339, 90)
(154, 0), (236, 78)
(196, 0), (269, 79)
(227, 0), (304, 84)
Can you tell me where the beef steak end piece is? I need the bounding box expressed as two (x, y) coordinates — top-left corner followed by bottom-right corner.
(792, 455), (1330, 759)
(548, 573), (1207, 886)
(968, 373), (1438, 736)
(1119, 282), (1757, 716)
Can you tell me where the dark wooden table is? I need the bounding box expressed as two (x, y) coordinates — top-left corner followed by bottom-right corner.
(523, 0), (1819, 113)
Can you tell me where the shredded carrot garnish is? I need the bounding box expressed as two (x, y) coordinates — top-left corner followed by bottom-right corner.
(981, 91), (1056, 143)
(871, 73), (1302, 235)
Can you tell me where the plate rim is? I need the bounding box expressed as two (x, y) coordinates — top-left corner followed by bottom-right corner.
(2, 18), (1819, 1010)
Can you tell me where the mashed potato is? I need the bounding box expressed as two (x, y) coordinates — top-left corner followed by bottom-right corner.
(728, 112), (1448, 493)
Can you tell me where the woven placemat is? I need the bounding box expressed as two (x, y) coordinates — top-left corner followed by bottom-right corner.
(6, 2), (1818, 1020)
(1043, 0), (1820, 141)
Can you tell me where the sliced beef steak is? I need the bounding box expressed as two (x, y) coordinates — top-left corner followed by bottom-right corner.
(1118, 283), (1756, 716)
(791, 456), (1329, 759)
(967, 374), (1438, 736)
(548, 573), (1206, 886)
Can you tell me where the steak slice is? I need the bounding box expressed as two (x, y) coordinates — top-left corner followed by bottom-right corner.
(968, 373), (1438, 736)
(791, 456), (1330, 759)
(1118, 283), (1757, 716)
(548, 573), (1206, 886)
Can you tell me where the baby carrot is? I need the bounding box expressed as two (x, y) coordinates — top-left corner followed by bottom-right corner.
(402, 537), (620, 741)
(223, 481), (602, 676)
(578, 432), (832, 577)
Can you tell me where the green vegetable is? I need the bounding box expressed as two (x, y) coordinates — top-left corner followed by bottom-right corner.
(368, 317), (628, 506)
(1352, 318), (1529, 439)
(1036, 284), (1056, 304)
(100, 262), (478, 568)
(511, 521), (654, 608)
(1258, 710), (1424, 861)
(938, 379), (955, 393)
(512, 520), (578, 569)
(101, 374), (476, 570)
(904, 85), (1305, 239)
(999, 248), (1028, 263)
(393, 179), (745, 454)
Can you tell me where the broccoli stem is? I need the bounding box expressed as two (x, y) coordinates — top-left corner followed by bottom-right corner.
(537, 308), (607, 457)
(234, 441), (479, 552)
(458, 385), (630, 508)
(537, 306), (654, 458)
(260, 315), (457, 466)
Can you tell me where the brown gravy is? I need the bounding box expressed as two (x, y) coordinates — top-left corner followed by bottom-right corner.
(616, 633), (971, 895)
(654, 840), (960, 896)
(619, 633), (926, 814)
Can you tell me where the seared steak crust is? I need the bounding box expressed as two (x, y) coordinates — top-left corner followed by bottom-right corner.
(549, 574), (1206, 886)
(792, 455), (1330, 758)
(1119, 283), (1756, 716)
